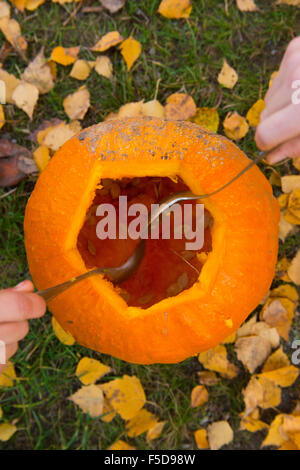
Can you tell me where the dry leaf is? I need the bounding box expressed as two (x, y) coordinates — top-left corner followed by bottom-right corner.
(119, 37), (141, 71)
(262, 298), (289, 332)
(0, 104), (4, 130)
(287, 188), (300, 221)
(198, 344), (238, 379)
(191, 385), (209, 408)
(146, 421), (166, 442)
(240, 410), (268, 432)
(101, 375), (146, 420)
(158, 0), (192, 18)
(270, 283), (299, 303)
(207, 421), (234, 450)
(190, 107), (219, 133)
(194, 428), (209, 449)
(242, 376), (264, 415)
(94, 55), (113, 79)
(0, 2), (10, 18)
(40, 121), (81, 152)
(197, 370), (219, 386)
(50, 46), (80, 66)
(75, 357), (111, 385)
(12, 81), (39, 119)
(51, 316), (75, 345)
(165, 92), (196, 120)
(69, 384), (104, 418)
(293, 156), (300, 171)
(257, 376), (282, 409)
(101, 397), (117, 422)
(281, 175), (300, 193)
(0, 16), (27, 54)
(0, 361), (16, 388)
(117, 100), (144, 118)
(63, 86), (90, 120)
(246, 99), (265, 127)
(22, 49), (54, 94)
(276, 0), (300, 5)
(125, 408), (158, 437)
(100, 0), (125, 13)
(235, 336), (272, 373)
(236, 0), (258, 11)
(262, 347), (291, 373)
(223, 332), (237, 344)
(258, 366), (299, 388)
(0, 422), (17, 441)
(108, 440), (136, 450)
(288, 249), (300, 285)
(0, 138), (34, 186)
(25, 0), (46, 10)
(0, 68), (20, 103)
(279, 212), (294, 241)
(70, 60), (92, 80)
(92, 31), (124, 52)
(33, 145), (50, 172)
(218, 59), (238, 89)
(0, 406), (2, 419)
(141, 100), (165, 118)
(223, 111), (249, 140)
(261, 414), (286, 448)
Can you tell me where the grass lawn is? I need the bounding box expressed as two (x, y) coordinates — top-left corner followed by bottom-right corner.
(0, 0), (300, 450)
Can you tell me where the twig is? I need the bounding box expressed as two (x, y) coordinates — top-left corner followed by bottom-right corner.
(0, 187), (17, 199)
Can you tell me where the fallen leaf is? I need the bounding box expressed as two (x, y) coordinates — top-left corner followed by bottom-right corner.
(275, 257), (291, 282)
(40, 121), (81, 151)
(101, 375), (146, 420)
(207, 421), (233, 450)
(70, 59), (92, 80)
(287, 188), (300, 221)
(281, 175), (300, 193)
(33, 145), (50, 172)
(25, 0), (46, 10)
(100, 0), (125, 13)
(223, 111), (249, 140)
(246, 99), (265, 126)
(279, 212), (294, 241)
(94, 55), (113, 79)
(218, 59), (238, 89)
(261, 414), (286, 448)
(257, 376), (282, 409)
(270, 283), (298, 303)
(236, 0), (258, 11)
(117, 100), (144, 118)
(197, 370), (219, 386)
(21, 48), (54, 94)
(158, 0), (192, 18)
(240, 409), (268, 432)
(119, 37), (141, 71)
(235, 336), (272, 373)
(69, 384), (104, 418)
(222, 331), (237, 343)
(12, 81), (39, 119)
(198, 344), (238, 379)
(92, 31), (124, 52)
(0, 16), (27, 54)
(101, 397), (117, 422)
(0, 138), (34, 186)
(190, 107), (219, 133)
(75, 357), (111, 385)
(0, 361), (16, 388)
(258, 366), (299, 388)
(108, 440), (136, 450)
(0, 422), (17, 441)
(165, 92), (196, 120)
(190, 385), (209, 407)
(194, 428), (209, 449)
(0, 103), (4, 129)
(288, 249), (300, 285)
(242, 376), (264, 415)
(0, 68), (20, 103)
(63, 86), (90, 120)
(293, 156), (300, 171)
(0, 2), (10, 18)
(50, 46), (80, 66)
(141, 99), (165, 118)
(146, 421), (166, 442)
(126, 408), (158, 437)
(262, 299), (289, 332)
(52, 316), (75, 345)
(0, 406), (2, 419)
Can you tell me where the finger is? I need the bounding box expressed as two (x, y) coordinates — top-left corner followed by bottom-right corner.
(255, 103), (300, 150)
(0, 290), (46, 322)
(0, 343), (18, 374)
(265, 135), (300, 164)
(0, 321), (29, 344)
(13, 280), (34, 293)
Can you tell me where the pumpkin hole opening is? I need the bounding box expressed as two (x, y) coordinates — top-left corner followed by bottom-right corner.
(77, 176), (213, 308)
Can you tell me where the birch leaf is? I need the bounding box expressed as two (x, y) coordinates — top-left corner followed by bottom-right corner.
(94, 56), (113, 79)
(92, 31), (123, 52)
(69, 384), (104, 418)
(119, 37), (141, 71)
(218, 59), (238, 88)
(63, 86), (90, 120)
(158, 0), (192, 18)
(12, 81), (39, 119)
(75, 357), (111, 385)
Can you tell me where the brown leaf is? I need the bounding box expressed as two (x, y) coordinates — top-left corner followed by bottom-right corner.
(223, 111), (249, 140)
(288, 249), (300, 285)
(21, 48), (54, 94)
(197, 370), (219, 386)
(0, 138), (34, 186)
(0, 68), (20, 103)
(165, 92), (196, 120)
(99, 0), (125, 13)
(0, 16), (27, 56)
(235, 336), (272, 373)
(236, 0), (258, 11)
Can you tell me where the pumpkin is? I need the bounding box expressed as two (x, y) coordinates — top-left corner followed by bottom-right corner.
(24, 118), (279, 364)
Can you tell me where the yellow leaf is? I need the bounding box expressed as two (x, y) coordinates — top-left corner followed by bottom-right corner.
(70, 60), (92, 81)
(261, 414), (286, 448)
(218, 59), (238, 89)
(0, 104), (5, 130)
(0, 16), (27, 52)
(223, 332), (236, 344)
(235, 336), (272, 373)
(22, 49), (54, 94)
(0, 361), (16, 388)
(108, 439), (136, 450)
(158, 0), (192, 18)
(293, 156), (300, 171)
(119, 37), (141, 71)
(50, 46), (80, 66)
(92, 31), (124, 52)
(33, 145), (50, 172)
(0, 406), (2, 419)
(0, 422), (17, 441)
(279, 440), (299, 450)
(63, 86), (90, 120)
(270, 284), (298, 303)
(283, 208), (300, 225)
(275, 257), (291, 282)
(198, 344), (238, 379)
(40, 121), (81, 152)
(0, 2), (10, 18)
(281, 175), (300, 193)
(165, 92), (197, 120)
(190, 107), (219, 133)
(69, 384), (104, 418)
(240, 413), (268, 432)
(207, 421), (233, 450)
(246, 99), (265, 127)
(101, 397), (117, 422)
(262, 347), (290, 373)
(126, 408), (158, 437)
(287, 188), (300, 220)
(146, 421), (166, 442)
(51, 316), (75, 345)
(75, 357), (111, 385)
(236, 0), (258, 11)
(282, 415), (300, 434)
(242, 376), (264, 415)
(288, 249), (300, 285)
(223, 111), (249, 140)
(276, 0), (300, 5)
(278, 193), (289, 210)
(141, 100), (165, 118)
(194, 428), (209, 449)
(94, 55), (113, 79)
(197, 370), (219, 386)
(25, 0), (46, 10)
(0, 68), (20, 103)
(12, 81), (39, 119)
(117, 101), (144, 118)
(279, 212), (294, 242)
(257, 376), (282, 409)
(100, 0), (125, 13)
(101, 375), (146, 420)
(190, 385), (209, 408)
(258, 366), (299, 388)
(9, 0), (26, 10)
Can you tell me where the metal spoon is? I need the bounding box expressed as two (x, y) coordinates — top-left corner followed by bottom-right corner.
(36, 152), (266, 302)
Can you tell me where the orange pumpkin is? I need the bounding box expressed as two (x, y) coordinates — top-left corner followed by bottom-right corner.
(24, 118), (279, 364)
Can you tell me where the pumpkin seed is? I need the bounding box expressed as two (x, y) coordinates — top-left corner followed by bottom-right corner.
(137, 293), (154, 305)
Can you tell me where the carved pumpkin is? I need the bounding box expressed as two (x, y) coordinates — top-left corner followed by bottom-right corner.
(24, 118), (279, 364)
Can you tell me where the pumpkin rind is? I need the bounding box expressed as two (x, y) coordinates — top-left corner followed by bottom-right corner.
(24, 118), (279, 364)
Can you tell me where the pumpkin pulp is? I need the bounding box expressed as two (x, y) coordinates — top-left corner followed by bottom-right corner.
(77, 176), (213, 309)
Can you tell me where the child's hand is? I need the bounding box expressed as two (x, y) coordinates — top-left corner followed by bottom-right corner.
(0, 280), (46, 375)
(255, 37), (300, 164)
